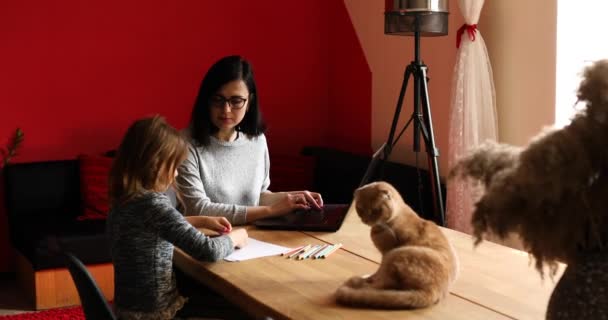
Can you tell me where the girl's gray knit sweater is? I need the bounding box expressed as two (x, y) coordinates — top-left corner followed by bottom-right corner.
(107, 192), (234, 315)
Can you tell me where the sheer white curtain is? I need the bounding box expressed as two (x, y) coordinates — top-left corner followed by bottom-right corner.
(446, 0), (498, 234)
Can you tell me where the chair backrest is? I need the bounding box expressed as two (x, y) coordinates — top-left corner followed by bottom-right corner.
(63, 252), (116, 320)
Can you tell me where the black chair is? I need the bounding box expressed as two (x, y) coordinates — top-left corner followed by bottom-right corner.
(63, 252), (116, 320)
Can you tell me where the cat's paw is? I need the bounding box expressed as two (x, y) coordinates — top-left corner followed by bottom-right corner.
(335, 286), (352, 303)
(344, 275), (371, 288)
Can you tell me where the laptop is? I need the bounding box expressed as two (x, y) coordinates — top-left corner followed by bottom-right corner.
(253, 143), (386, 232)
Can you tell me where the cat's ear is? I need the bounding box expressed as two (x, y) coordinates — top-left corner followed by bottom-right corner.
(382, 189), (391, 200)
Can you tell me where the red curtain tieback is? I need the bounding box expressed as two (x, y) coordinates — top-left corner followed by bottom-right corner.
(456, 24), (478, 48)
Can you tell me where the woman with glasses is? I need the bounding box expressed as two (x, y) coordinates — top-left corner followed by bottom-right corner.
(176, 55), (324, 226)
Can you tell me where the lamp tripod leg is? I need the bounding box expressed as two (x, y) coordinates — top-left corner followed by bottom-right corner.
(385, 65), (414, 158)
(381, 62), (445, 227)
(418, 65), (445, 226)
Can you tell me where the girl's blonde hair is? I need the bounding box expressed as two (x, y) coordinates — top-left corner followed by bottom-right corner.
(109, 115), (189, 206)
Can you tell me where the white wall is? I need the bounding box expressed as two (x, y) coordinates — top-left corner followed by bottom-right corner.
(480, 0), (557, 146)
(344, 0), (463, 177)
(346, 0), (559, 175)
(555, 0), (608, 128)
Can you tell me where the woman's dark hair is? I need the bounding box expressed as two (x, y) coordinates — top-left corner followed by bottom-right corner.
(190, 55), (267, 146)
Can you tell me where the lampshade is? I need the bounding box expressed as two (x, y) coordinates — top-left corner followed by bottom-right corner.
(385, 0), (449, 37)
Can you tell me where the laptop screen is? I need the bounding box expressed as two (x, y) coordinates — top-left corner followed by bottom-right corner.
(358, 142), (387, 188)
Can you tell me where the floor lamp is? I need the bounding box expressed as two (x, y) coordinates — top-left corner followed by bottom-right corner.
(382, 0), (449, 226)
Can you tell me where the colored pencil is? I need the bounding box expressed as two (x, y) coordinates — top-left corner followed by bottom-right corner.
(297, 245), (321, 260)
(320, 243), (343, 259)
(288, 244), (311, 259)
(313, 244), (333, 259)
(308, 244), (329, 259)
(314, 243), (337, 259)
(281, 245), (306, 257)
(301, 244), (325, 260)
(297, 245), (320, 260)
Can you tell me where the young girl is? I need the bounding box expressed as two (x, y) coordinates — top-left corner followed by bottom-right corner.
(107, 115), (248, 320)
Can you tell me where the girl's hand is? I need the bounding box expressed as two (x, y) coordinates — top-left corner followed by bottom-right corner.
(228, 228), (249, 248)
(204, 216), (232, 234)
(287, 191), (324, 210)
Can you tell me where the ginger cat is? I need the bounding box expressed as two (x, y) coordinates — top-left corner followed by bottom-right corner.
(335, 181), (458, 309)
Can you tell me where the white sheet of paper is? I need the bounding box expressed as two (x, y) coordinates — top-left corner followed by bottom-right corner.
(224, 237), (290, 262)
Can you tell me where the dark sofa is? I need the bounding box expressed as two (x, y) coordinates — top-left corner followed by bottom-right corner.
(3, 159), (113, 309)
(4, 160), (111, 270)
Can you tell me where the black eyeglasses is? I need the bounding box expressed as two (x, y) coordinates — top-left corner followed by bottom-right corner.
(209, 95), (248, 109)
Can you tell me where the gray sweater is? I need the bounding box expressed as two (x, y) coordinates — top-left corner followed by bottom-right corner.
(176, 133), (270, 225)
(107, 192), (234, 315)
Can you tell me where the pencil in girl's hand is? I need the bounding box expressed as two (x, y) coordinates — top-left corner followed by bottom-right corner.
(288, 244), (311, 259)
(320, 243), (343, 259)
(281, 245), (305, 257)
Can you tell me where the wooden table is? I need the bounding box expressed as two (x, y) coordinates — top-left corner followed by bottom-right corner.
(306, 206), (564, 320)
(174, 206), (563, 320)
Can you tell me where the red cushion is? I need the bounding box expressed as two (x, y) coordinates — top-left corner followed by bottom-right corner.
(77, 154), (113, 220)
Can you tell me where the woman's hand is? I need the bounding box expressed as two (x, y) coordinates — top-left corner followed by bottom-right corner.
(287, 191), (324, 210)
(250, 190), (325, 222)
(269, 193), (315, 217)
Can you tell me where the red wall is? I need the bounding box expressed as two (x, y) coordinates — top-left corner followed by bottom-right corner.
(327, 0), (372, 155)
(0, 0), (370, 271)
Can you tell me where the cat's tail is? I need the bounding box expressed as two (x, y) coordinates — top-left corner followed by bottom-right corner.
(335, 286), (441, 309)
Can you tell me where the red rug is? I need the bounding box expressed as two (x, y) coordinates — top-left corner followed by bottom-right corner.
(0, 306), (84, 320)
